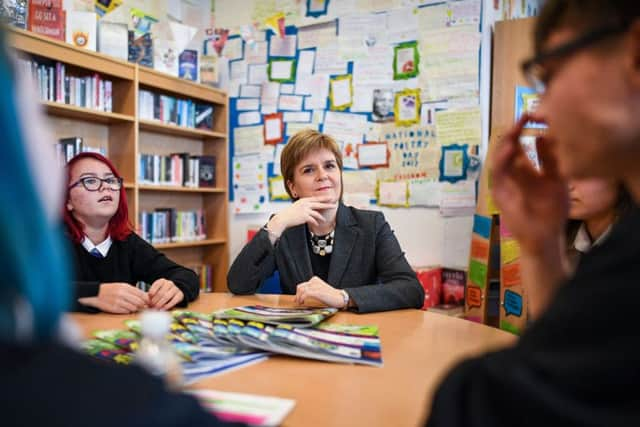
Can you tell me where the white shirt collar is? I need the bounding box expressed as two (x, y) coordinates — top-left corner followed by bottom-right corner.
(573, 223), (612, 253)
(81, 235), (112, 257)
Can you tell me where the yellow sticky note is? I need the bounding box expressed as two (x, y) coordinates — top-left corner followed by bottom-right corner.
(501, 239), (520, 264)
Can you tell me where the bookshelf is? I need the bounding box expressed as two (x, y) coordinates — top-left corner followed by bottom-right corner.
(9, 28), (230, 292)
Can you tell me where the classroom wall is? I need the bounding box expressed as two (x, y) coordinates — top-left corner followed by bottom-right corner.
(217, 0), (492, 270)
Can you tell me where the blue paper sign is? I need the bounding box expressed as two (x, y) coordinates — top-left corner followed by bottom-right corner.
(504, 290), (523, 317)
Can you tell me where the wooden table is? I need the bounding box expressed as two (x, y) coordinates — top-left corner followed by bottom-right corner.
(71, 293), (516, 427)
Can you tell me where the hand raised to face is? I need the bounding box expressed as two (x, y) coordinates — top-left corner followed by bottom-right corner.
(266, 195), (338, 238)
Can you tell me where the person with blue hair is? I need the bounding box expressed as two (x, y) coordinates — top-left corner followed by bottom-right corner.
(0, 32), (242, 427)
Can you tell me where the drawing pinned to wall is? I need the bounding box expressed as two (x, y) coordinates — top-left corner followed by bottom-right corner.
(514, 85), (546, 129)
(393, 41), (419, 80)
(264, 112), (284, 145)
(394, 88), (420, 126)
(306, 0), (329, 18)
(329, 74), (353, 111)
(233, 153), (268, 214)
(439, 144), (469, 183)
(357, 142), (389, 168)
(268, 57), (297, 82)
(372, 89), (394, 122)
(204, 28), (229, 56)
(269, 176), (290, 200)
(378, 180), (408, 207)
(223, 36), (244, 60)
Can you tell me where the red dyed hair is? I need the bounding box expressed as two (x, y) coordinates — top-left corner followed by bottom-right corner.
(64, 152), (133, 243)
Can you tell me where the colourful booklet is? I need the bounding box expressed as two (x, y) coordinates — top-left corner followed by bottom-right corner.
(187, 389), (295, 427)
(236, 321), (383, 367)
(214, 305), (338, 328)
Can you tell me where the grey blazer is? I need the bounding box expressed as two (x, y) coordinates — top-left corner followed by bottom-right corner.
(227, 203), (424, 313)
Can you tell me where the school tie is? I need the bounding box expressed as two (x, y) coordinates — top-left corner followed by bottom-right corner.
(90, 248), (103, 258)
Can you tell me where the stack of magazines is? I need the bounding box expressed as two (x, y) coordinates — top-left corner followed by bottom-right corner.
(213, 305), (382, 366)
(83, 305), (383, 384)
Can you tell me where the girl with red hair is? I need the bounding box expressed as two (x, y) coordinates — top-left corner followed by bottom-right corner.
(64, 152), (199, 313)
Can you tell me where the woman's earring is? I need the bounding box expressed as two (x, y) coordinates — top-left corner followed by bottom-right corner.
(292, 192), (298, 198)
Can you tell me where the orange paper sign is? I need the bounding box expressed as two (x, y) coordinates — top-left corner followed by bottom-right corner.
(466, 285), (483, 309)
(470, 237), (490, 260)
(502, 262), (521, 287)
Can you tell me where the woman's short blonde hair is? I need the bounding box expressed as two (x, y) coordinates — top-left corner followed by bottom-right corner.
(280, 129), (343, 200)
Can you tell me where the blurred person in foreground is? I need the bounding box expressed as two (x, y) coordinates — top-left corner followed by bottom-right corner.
(427, 1), (640, 426)
(0, 31), (242, 427)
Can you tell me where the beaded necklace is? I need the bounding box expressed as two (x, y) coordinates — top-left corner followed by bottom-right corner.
(309, 230), (335, 256)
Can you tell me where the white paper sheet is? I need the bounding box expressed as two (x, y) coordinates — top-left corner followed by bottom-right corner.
(223, 37), (244, 60)
(238, 111), (262, 126)
(330, 78), (352, 108)
(261, 82), (280, 114)
(240, 85), (262, 98)
(273, 143), (285, 175)
(234, 125), (264, 154)
(248, 64), (269, 85)
(297, 50), (316, 76)
(408, 178), (441, 207)
(236, 98), (260, 111)
(264, 116), (283, 141)
(269, 35), (298, 57)
(357, 143), (388, 167)
(270, 60), (295, 80)
(230, 60), (248, 83)
(245, 41), (268, 64)
(282, 111), (311, 122)
(297, 20), (337, 49)
(378, 180), (408, 206)
(278, 95), (304, 111)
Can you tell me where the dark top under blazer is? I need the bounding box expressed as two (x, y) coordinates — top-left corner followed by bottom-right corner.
(426, 207), (640, 427)
(69, 233), (199, 312)
(227, 203), (424, 313)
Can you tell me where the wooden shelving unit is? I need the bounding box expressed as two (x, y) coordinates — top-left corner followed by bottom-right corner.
(10, 28), (230, 292)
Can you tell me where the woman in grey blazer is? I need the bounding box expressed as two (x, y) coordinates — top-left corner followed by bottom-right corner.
(227, 130), (424, 313)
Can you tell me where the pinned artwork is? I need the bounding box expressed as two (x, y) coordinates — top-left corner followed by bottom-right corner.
(439, 144), (469, 183)
(371, 89), (394, 123)
(329, 74), (353, 111)
(393, 41), (419, 80)
(514, 85), (546, 129)
(394, 89), (420, 126)
(268, 58), (296, 83)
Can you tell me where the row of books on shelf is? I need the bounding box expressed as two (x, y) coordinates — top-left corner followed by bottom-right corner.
(138, 90), (215, 130)
(84, 306), (381, 384)
(187, 264), (214, 293)
(55, 136), (105, 165)
(19, 59), (113, 112)
(139, 208), (206, 245)
(138, 153), (216, 188)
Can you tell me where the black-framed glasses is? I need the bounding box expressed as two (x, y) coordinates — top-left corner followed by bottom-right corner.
(521, 22), (631, 93)
(68, 176), (123, 191)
